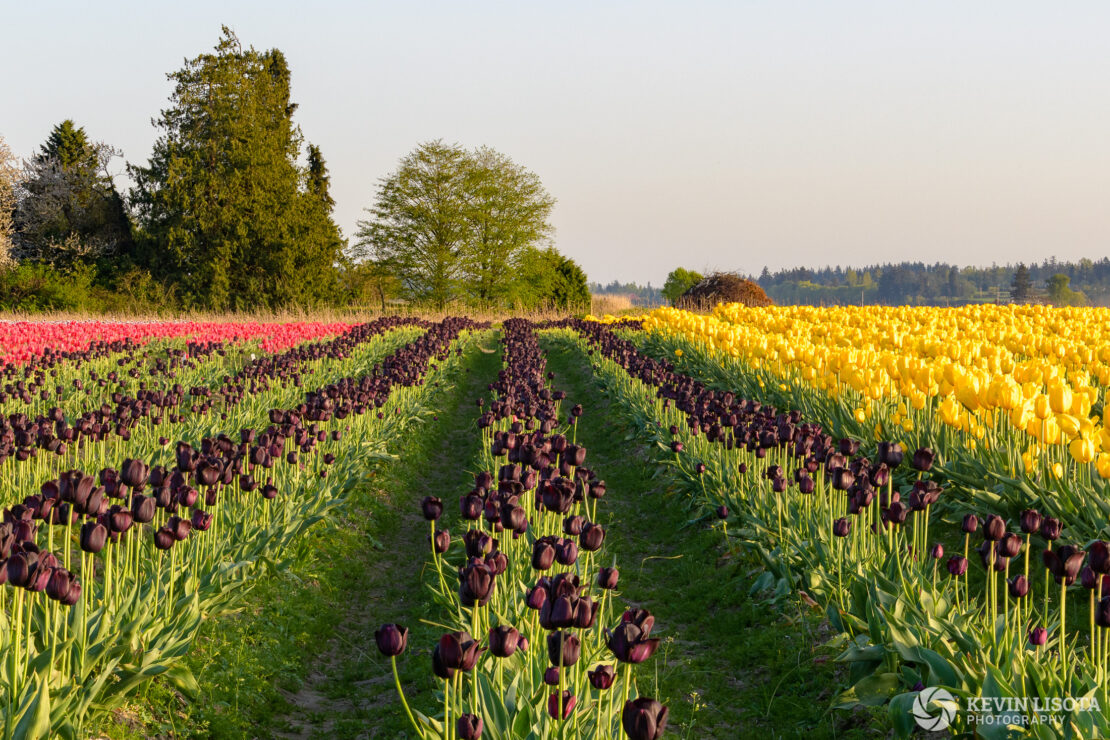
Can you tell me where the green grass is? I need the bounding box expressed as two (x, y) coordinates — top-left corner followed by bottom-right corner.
(540, 334), (888, 739)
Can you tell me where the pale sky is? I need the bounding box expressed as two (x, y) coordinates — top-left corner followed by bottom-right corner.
(4, 1), (1109, 286)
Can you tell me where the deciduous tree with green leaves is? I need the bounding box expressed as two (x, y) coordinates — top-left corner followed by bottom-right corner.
(130, 27), (342, 310)
(662, 267), (703, 305)
(355, 140), (559, 309)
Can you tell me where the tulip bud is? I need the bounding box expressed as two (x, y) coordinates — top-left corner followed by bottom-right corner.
(961, 514), (979, 534)
(1008, 575), (1030, 599)
(911, 447), (935, 472)
(832, 518), (851, 538)
(946, 555), (968, 577)
(1041, 517), (1062, 541)
(456, 713), (483, 740)
(1029, 627), (1048, 646)
(579, 523), (605, 552)
(488, 625), (520, 658)
(153, 527), (175, 550)
(79, 521), (108, 554)
(433, 529), (451, 554)
(421, 496), (444, 521)
(588, 664), (616, 690)
(597, 567), (619, 590)
(547, 691), (576, 719)
(374, 623), (409, 657)
(1019, 509), (1043, 534)
(547, 630), (581, 667)
(929, 543), (944, 560)
(543, 666), (561, 686)
(622, 697), (669, 740)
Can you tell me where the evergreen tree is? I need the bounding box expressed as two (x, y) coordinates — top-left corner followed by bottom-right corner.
(14, 120), (133, 269)
(1010, 263), (1032, 303)
(130, 28), (343, 309)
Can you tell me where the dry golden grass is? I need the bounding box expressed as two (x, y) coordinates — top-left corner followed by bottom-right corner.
(589, 293), (635, 316)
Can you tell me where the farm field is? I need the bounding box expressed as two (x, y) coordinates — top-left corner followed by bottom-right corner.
(0, 307), (1108, 739)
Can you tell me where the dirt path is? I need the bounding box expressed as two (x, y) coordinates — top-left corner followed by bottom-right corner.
(274, 335), (504, 740)
(540, 334), (876, 739)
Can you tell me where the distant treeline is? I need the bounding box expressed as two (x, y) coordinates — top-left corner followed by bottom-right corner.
(752, 259), (1110, 306)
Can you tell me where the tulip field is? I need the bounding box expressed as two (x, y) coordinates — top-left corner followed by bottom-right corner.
(2, 306), (1110, 738)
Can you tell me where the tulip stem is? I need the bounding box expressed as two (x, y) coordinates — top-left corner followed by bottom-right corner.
(391, 656), (422, 738)
(1060, 581), (1068, 687)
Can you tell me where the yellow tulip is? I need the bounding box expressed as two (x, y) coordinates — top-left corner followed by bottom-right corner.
(1069, 437), (1096, 465)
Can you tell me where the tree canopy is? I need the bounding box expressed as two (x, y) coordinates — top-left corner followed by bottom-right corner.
(13, 120), (133, 270)
(355, 140), (566, 309)
(129, 27), (343, 310)
(662, 267), (703, 305)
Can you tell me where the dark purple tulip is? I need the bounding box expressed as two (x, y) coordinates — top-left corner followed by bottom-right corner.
(555, 539), (578, 566)
(716, 505), (728, 520)
(839, 438), (860, 456)
(459, 561), (495, 606)
(153, 527), (175, 550)
(375, 623), (409, 656)
(1043, 545), (1085, 584)
(606, 621), (660, 664)
(597, 567), (620, 590)
(947, 555), (968, 577)
(1097, 596), (1110, 628)
(79, 521), (108, 554)
(670, 441), (683, 453)
(588, 664), (616, 690)
(961, 514), (979, 534)
(440, 631), (484, 671)
(167, 515), (191, 541)
(1029, 627), (1048, 646)
(120, 458), (150, 489)
(533, 540), (556, 571)
(929, 543), (944, 560)
(432, 644), (456, 680)
(911, 447), (936, 472)
(1008, 575), (1030, 598)
(464, 530), (495, 558)
(489, 625), (521, 658)
(547, 691), (576, 719)
(798, 476), (815, 494)
(484, 551), (508, 577)
(832, 518), (851, 538)
(131, 494), (156, 524)
(1081, 566), (1099, 590)
(421, 496), (444, 521)
(998, 533), (1022, 559)
(45, 567), (76, 602)
(1089, 541), (1110, 574)
(563, 515), (586, 536)
(580, 523), (605, 552)
(526, 584), (548, 610)
(433, 529), (451, 554)
(1020, 509), (1043, 535)
(1041, 518), (1062, 541)
(832, 469), (855, 491)
(622, 697), (669, 740)
(460, 494), (483, 520)
(547, 631), (581, 667)
(191, 509), (214, 531)
(543, 666), (561, 685)
(982, 515), (1006, 542)
(456, 714), (483, 740)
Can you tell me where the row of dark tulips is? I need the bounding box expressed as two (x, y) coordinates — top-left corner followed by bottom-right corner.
(552, 320), (1108, 738)
(0, 318), (480, 739)
(378, 319), (668, 740)
(0, 317), (428, 488)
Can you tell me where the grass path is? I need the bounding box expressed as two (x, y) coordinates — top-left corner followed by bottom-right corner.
(102, 332), (502, 739)
(540, 334), (882, 739)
